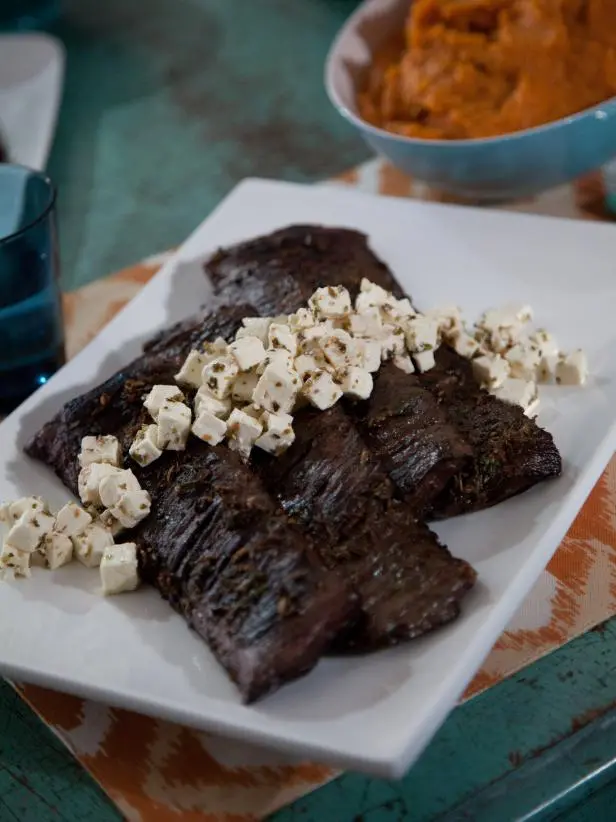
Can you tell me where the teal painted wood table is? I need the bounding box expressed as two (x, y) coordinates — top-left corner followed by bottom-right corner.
(2, 1), (616, 819)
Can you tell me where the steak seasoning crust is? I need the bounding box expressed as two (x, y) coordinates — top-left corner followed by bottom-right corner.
(206, 225), (561, 515)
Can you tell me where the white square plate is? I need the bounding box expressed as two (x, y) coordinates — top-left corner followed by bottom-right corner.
(0, 33), (64, 169)
(1, 179), (615, 778)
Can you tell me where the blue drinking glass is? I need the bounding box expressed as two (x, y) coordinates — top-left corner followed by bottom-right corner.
(0, 164), (64, 414)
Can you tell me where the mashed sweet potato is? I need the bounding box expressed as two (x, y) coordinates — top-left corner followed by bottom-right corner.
(359, 0), (616, 139)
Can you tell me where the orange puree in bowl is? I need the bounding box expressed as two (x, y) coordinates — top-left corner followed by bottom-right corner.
(359, 0), (616, 139)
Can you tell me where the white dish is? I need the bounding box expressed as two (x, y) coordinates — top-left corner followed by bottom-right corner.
(1, 179), (615, 778)
(0, 33), (64, 169)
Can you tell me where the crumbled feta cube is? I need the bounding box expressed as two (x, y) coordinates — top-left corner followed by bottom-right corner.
(537, 355), (557, 384)
(0, 503), (10, 525)
(192, 410), (227, 445)
(255, 411), (295, 455)
(302, 370), (343, 410)
(0, 544), (31, 578)
(129, 424), (163, 467)
(78, 463), (123, 507)
(100, 542), (140, 595)
(267, 323), (298, 356)
(43, 532), (73, 570)
(144, 385), (185, 421)
(8, 496), (48, 522)
(231, 372), (259, 403)
(99, 469), (141, 510)
(78, 435), (122, 468)
(54, 502), (92, 538)
(309, 285), (352, 319)
(322, 330), (356, 370)
(355, 279), (390, 312)
(349, 307), (383, 338)
(235, 318), (271, 345)
(294, 353), (321, 380)
(175, 350), (207, 389)
(414, 350), (436, 372)
(227, 408), (263, 459)
(381, 296), (415, 321)
(99, 509), (124, 536)
(450, 331), (480, 359)
(505, 343), (541, 380)
(341, 367), (373, 400)
(529, 329), (559, 359)
(361, 339), (383, 373)
(405, 317), (439, 354)
(491, 378), (539, 416)
(288, 308), (314, 330)
(253, 362), (301, 414)
(109, 489), (151, 529)
(257, 348), (295, 375)
(480, 303), (533, 330)
(393, 353), (415, 374)
(157, 401), (192, 450)
(555, 350), (588, 386)
(202, 356), (239, 399)
(201, 336), (228, 360)
(228, 336), (266, 371)
(472, 354), (510, 388)
(380, 327), (406, 361)
(6, 510), (55, 553)
(424, 305), (462, 336)
(193, 386), (231, 419)
(73, 522), (114, 568)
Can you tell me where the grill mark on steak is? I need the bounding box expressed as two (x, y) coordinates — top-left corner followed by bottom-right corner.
(206, 224), (561, 516)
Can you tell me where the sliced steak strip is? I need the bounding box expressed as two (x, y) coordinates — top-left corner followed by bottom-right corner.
(206, 224), (561, 516)
(252, 404), (476, 651)
(25, 306), (356, 702)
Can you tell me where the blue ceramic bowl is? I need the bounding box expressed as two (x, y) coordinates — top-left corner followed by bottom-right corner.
(325, 0), (616, 201)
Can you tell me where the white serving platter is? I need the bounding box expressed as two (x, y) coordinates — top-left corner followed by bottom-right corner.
(0, 179), (615, 778)
(0, 32), (64, 169)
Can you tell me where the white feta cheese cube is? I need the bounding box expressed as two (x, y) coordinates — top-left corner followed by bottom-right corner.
(322, 330), (356, 370)
(348, 307), (383, 338)
(0, 503), (10, 526)
(202, 356), (239, 400)
(450, 331), (480, 359)
(109, 489), (151, 529)
(309, 285), (352, 319)
(99, 469), (141, 510)
(361, 339), (383, 373)
(424, 305), (462, 336)
(302, 370), (343, 410)
(405, 317), (439, 354)
(341, 367), (373, 400)
(54, 502), (92, 538)
(529, 329), (559, 359)
(472, 354), (510, 389)
(355, 279), (390, 312)
(231, 372), (260, 403)
(267, 323), (298, 356)
(393, 353), (415, 374)
(235, 318), (271, 345)
(229, 336), (266, 371)
(0, 543), (31, 579)
(99, 509), (125, 537)
(78, 463), (123, 507)
(201, 336), (229, 361)
(194, 386), (231, 419)
(253, 363), (301, 414)
(6, 510), (55, 553)
(129, 424), (163, 467)
(491, 378), (539, 415)
(294, 353), (321, 380)
(288, 308), (314, 330)
(414, 350), (436, 372)
(157, 401), (192, 450)
(7, 496), (48, 523)
(382, 296), (415, 321)
(43, 532), (73, 570)
(505, 343), (541, 380)
(254, 411), (295, 455)
(380, 327), (406, 362)
(226, 408), (263, 459)
(72, 522), (114, 568)
(256, 348), (295, 375)
(144, 385), (185, 421)
(78, 435), (122, 468)
(100, 542), (140, 595)
(555, 350), (588, 386)
(537, 355), (557, 384)
(175, 350), (207, 389)
(192, 410), (227, 445)
(480, 303), (533, 330)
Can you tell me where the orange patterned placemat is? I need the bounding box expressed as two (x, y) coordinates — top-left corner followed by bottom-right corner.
(14, 161), (616, 821)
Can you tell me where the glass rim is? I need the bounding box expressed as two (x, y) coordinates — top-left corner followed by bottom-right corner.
(0, 163), (57, 247)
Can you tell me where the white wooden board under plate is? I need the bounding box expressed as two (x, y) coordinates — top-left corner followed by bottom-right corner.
(0, 33), (64, 169)
(1, 179), (615, 777)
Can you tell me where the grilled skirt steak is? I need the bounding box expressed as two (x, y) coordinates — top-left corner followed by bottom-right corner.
(25, 305), (357, 702)
(205, 225), (561, 516)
